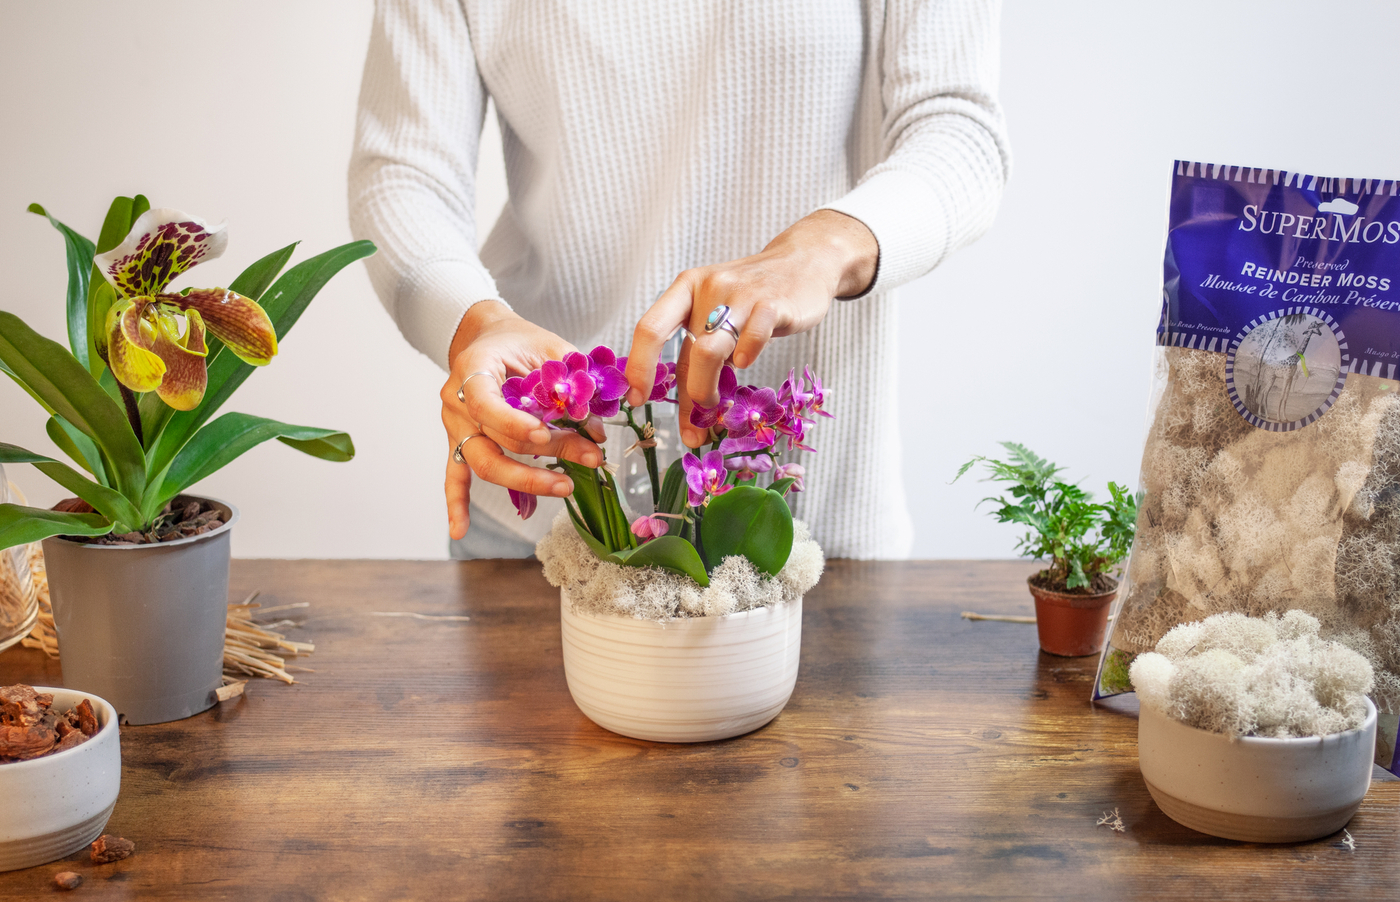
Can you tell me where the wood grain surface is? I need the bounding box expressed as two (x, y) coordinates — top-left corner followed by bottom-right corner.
(0, 559), (1396, 901)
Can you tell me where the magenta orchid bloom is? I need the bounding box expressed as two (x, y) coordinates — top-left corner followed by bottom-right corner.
(775, 408), (816, 453)
(724, 453), (773, 482)
(720, 386), (783, 449)
(803, 366), (833, 419)
(773, 462), (806, 492)
(630, 514), (669, 541)
(689, 364), (739, 430)
(502, 370), (546, 417)
(508, 488), (538, 520)
(617, 356), (678, 404)
(531, 357), (596, 422)
(579, 346), (629, 417)
(93, 208), (278, 411)
(683, 450), (731, 506)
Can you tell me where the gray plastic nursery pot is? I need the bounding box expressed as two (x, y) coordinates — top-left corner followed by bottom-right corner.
(41, 497), (237, 726)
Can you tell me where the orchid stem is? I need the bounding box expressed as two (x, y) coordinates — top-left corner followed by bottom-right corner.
(118, 384), (144, 447)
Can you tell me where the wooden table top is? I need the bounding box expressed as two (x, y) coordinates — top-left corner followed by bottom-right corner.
(1, 559), (1396, 900)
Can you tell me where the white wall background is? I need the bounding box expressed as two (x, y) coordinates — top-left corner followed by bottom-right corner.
(2, 1), (1398, 559)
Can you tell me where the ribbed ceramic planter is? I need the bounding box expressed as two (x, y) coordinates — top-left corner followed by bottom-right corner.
(1027, 578), (1116, 657)
(560, 589), (803, 742)
(0, 688), (121, 872)
(42, 497), (236, 725)
(1139, 698), (1377, 842)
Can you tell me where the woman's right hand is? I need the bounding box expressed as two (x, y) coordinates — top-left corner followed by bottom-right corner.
(442, 300), (606, 540)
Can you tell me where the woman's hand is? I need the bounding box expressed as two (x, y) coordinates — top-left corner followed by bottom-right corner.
(443, 301), (606, 540)
(623, 210), (877, 447)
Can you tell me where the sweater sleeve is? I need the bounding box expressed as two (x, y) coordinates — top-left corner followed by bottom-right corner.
(348, 0), (505, 369)
(820, 0), (1012, 297)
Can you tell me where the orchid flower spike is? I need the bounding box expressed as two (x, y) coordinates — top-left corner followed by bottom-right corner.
(94, 209), (278, 411)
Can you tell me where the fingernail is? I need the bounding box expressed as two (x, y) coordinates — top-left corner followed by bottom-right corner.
(532, 428), (550, 443)
(584, 453), (602, 467)
(627, 390), (642, 407)
(555, 480), (574, 496)
(733, 353), (748, 368)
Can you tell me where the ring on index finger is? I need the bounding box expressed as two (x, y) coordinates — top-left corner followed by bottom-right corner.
(457, 370), (499, 403)
(453, 432), (491, 464)
(704, 305), (741, 343)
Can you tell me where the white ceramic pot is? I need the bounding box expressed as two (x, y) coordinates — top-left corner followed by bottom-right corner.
(1138, 698), (1377, 842)
(559, 589), (803, 743)
(0, 688), (121, 871)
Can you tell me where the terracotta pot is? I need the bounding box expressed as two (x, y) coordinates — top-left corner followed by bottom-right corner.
(1027, 577), (1116, 657)
(1139, 698), (1376, 842)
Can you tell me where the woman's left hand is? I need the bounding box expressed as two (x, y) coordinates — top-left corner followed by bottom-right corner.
(623, 209), (878, 447)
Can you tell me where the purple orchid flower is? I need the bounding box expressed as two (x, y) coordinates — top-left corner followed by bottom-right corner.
(617, 356), (678, 404)
(803, 365), (833, 418)
(508, 488), (538, 519)
(581, 346), (630, 417)
(775, 406), (816, 453)
(531, 357), (596, 422)
(773, 462), (806, 492)
(502, 370), (545, 417)
(683, 450), (731, 506)
(689, 364), (740, 430)
(720, 385), (783, 449)
(724, 453), (773, 482)
(780, 368), (815, 417)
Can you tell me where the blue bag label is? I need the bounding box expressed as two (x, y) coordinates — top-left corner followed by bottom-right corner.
(1163, 161), (1400, 431)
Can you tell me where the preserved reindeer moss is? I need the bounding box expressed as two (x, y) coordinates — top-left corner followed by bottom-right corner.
(1110, 347), (1400, 709)
(1129, 611), (1373, 738)
(536, 510), (823, 620)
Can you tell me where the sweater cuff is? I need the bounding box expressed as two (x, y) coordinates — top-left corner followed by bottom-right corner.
(819, 170), (951, 299)
(398, 259), (505, 369)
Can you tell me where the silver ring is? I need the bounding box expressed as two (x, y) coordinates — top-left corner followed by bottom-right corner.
(453, 432), (489, 463)
(704, 305), (741, 342)
(457, 371), (498, 403)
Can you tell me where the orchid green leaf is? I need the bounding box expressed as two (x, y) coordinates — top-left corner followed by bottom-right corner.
(148, 239), (375, 475)
(0, 443), (140, 528)
(150, 413), (353, 517)
(567, 499), (613, 561)
(27, 204), (95, 371)
(769, 476), (798, 497)
(0, 503), (111, 551)
(230, 241), (299, 302)
(0, 312), (145, 499)
(612, 536), (710, 586)
(657, 457), (687, 515)
(700, 485), (793, 577)
(0, 357), (57, 416)
(46, 416), (107, 483)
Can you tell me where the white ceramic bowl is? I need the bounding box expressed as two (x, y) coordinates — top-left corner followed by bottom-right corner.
(560, 590), (803, 742)
(1138, 698), (1376, 842)
(0, 687), (121, 871)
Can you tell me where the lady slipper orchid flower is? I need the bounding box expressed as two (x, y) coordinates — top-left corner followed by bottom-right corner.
(682, 449), (731, 507)
(93, 208), (278, 410)
(508, 488), (537, 520)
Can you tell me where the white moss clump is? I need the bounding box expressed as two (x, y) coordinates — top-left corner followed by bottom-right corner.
(535, 510), (824, 621)
(1129, 610), (1374, 738)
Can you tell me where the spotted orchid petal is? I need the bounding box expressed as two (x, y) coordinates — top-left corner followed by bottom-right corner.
(164, 287), (277, 365)
(94, 208), (228, 299)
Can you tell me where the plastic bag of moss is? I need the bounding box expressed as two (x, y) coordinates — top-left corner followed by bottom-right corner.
(1093, 161), (1400, 774)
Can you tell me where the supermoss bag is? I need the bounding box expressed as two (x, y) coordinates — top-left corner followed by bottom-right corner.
(1095, 161), (1400, 774)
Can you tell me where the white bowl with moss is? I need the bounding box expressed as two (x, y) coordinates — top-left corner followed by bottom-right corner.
(539, 511), (823, 742)
(1131, 611), (1377, 842)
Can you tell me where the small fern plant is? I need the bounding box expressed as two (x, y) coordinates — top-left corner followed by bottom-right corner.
(957, 442), (1137, 592)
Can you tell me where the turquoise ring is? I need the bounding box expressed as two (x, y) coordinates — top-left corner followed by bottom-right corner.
(704, 305), (741, 342)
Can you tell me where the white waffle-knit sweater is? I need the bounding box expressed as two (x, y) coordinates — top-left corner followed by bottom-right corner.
(349, 0), (1011, 559)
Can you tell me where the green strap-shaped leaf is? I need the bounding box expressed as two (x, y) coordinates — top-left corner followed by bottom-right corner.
(566, 499), (613, 561)
(0, 443), (140, 528)
(700, 485), (794, 577)
(769, 476), (798, 497)
(149, 412), (353, 518)
(27, 204), (95, 371)
(148, 240), (376, 475)
(0, 357), (57, 416)
(0, 312), (145, 499)
(46, 416), (108, 484)
(230, 241), (300, 302)
(613, 536), (710, 586)
(0, 503), (112, 551)
(657, 457), (687, 515)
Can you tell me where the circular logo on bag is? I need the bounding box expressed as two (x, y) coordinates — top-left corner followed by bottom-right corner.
(1226, 308), (1348, 431)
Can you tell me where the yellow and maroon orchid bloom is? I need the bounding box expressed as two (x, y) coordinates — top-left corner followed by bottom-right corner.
(94, 209), (278, 411)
